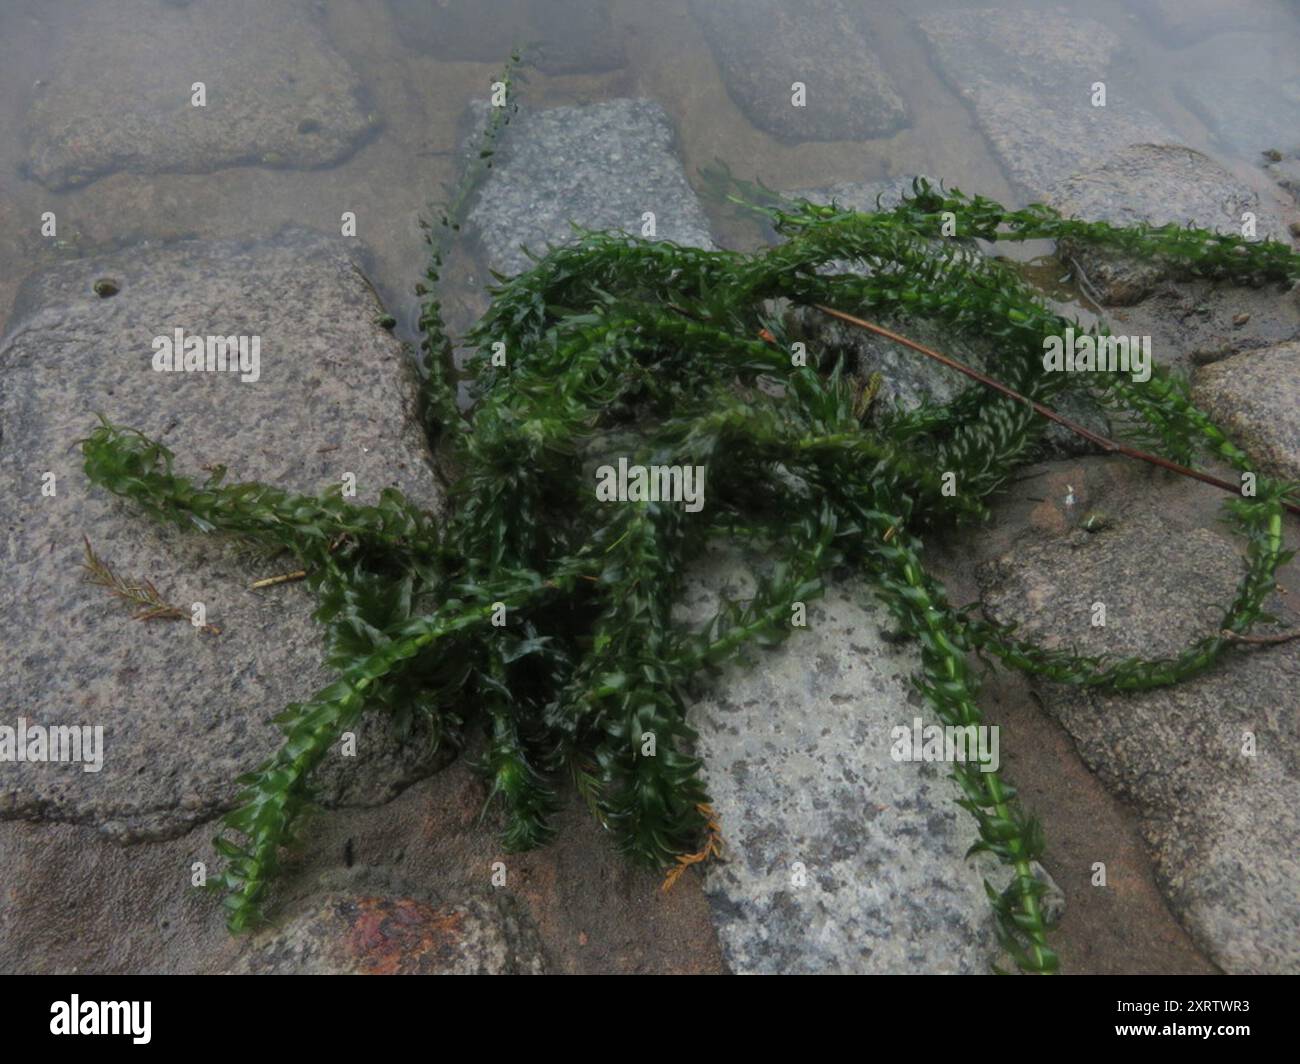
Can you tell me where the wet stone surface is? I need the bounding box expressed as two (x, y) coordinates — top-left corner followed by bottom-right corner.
(0, 228), (445, 842)
(690, 0), (907, 143)
(1179, 70), (1300, 159)
(387, 0), (624, 74)
(0, 760), (727, 974)
(1265, 147), (1300, 203)
(466, 98), (715, 277)
(682, 546), (1001, 974)
(23, 0), (373, 190)
(917, 9), (1171, 199)
(979, 501), (1300, 974)
(1131, 0), (1296, 45)
(1047, 144), (1291, 306)
(1192, 340), (1300, 481)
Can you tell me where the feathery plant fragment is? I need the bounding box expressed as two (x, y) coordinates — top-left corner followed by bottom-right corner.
(79, 78), (1300, 973)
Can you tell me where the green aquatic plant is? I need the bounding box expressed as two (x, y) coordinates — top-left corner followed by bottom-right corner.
(418, 49), (522, 448)
(81, 137), (1297, 969)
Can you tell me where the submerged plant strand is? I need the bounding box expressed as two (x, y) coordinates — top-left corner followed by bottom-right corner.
(81, 173), (1297, 972)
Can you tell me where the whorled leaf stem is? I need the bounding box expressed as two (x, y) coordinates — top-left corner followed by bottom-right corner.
(79, 163), (1299, 971)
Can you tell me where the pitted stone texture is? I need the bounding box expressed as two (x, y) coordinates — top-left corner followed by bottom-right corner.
(387, 0), (623, 74)
(1047, 144), (1290, 305)
(24, 0), (372, 190)
(1192, 341), (1300, 481)
(690, 0), (907, 142)
(467, 99), (715, 277)
(0, 228), (445, 842)
(227, 893), (546, 974)
(979, 505), (1300, 973)
(682, 547), (1000, 974)
(917, 9), (1171, 198)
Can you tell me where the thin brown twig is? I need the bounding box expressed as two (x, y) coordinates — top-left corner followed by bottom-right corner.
(812, 304), (1300, 517)
(82, 536), (221, 634)
(1220, 628), (1300, 645)
(250, 570), (308, 589)
(82, 535), (185, 621)
(247, 535), (351, 590)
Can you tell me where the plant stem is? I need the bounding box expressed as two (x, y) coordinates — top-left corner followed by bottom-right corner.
(812, 303), (1300, 516)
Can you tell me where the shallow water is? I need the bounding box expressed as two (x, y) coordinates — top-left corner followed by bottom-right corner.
(0, 0), (1296, 978)
(0, 0), (1295, 342)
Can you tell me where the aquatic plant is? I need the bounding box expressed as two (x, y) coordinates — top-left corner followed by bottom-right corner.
(80, 116), (1298, 970)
